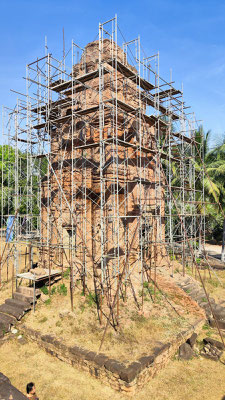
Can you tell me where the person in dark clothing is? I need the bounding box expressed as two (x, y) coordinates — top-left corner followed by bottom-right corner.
(26, 382), (38, 400)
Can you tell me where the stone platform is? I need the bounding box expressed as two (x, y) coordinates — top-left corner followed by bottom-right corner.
(0, 372), (26, 400)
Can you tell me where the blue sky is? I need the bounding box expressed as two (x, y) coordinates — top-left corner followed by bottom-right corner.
(0, 0), (225, 147)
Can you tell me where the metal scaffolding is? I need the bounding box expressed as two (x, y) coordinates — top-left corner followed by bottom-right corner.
(0, 16), (206, 325)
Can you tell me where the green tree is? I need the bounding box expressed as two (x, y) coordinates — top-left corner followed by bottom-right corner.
(162, 125), (225, 260)
(195, 127), (225, 260)
(0, 145), (47, 229)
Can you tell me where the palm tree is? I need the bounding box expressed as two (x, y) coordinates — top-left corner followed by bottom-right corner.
(205, 137), (225, 260)
(195, 128), (225, 260)
(161, 124), (225, 260)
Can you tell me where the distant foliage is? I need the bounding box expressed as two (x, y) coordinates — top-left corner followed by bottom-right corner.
(0, 144), (47, 227)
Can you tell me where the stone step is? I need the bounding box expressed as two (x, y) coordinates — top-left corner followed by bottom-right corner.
(201, 304), (212, 315)
(192, 292), (207, 301)
(4, 300), (25, 313)
(0, 303), (24, 320)
(12, 292), (35, 304)
(181, 277), (192, 285)
(5, 298), (31, 312)
(189, 290), (202, 299)
(0, 312), (16, 325)
(211, 305), (225, 320)
(16, 286), (41, 297)
(194, 296), (207, 305)
(199, 301), (209, 308)
(195, 290), (205, 298)
(209, 318), (225, 330)
(0, 320), (10, 335)
(203, 337), (225, 350)
(175, 283), (183, 288)
(209, 297), (216, 304)
(182, 284), (197, 292)
(0, 326), (5, 338)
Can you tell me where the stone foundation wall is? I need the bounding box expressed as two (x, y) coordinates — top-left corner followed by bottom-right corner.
(22, 319), (204, 394)
(0, 372), (27, 400)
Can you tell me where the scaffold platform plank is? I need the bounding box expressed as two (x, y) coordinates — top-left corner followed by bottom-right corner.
(106, 97), (138, 113)
(172, 131), (197, 144)
(106, 97), (168, 127)
(50, 68), (109, 92)
(106, 58), (155, 91)
(141, 92), (179, 120)
(33, 98), (168, 130)
(33, 105), (99, 129)
(31, 98), (72, 114)
(153, 88), (182, 99)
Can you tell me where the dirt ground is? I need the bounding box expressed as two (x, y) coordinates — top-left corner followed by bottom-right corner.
(204, 243), (222, 257)
(0, 337), (224, 400)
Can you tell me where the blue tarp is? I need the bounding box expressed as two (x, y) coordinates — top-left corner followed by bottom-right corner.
(6, 216), (14, 242)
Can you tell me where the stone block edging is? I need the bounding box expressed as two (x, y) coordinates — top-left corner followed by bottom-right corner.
(0, 372), (27, 399)
(21, 319), (204, 394)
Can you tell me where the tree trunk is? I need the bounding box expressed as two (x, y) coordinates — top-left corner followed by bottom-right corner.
(221, 217), (225, 262)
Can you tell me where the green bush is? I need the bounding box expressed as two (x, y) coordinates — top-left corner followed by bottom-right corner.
(39, 316), (48, 323)
(51, 286), (56, 295)
(86, 291), (97, 307)
(202, 323), (213, 337)
(207, 278), (219, 288)
(63, 268), (70, 279)
(130, 312), (146, 324)
(40, 286), (49, 295)
(57, 283), (67, 296)
(79, 304), (85, 313)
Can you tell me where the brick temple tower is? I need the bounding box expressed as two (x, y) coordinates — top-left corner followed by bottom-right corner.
(40, 38), (165, 290)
